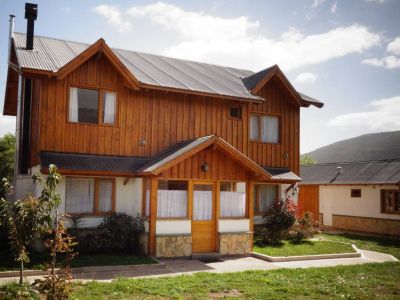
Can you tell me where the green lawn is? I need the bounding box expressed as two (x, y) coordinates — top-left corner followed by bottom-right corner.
(319, 233), (400, 259)
(68, 262), (400, 299)
(0, 251), (156, 272)
(253, 239), (355, 257)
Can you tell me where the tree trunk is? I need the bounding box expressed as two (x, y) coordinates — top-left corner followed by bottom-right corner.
(19, 261), (23, 285)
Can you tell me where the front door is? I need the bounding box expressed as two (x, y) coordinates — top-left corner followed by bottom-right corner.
(192, 182), (216, 253)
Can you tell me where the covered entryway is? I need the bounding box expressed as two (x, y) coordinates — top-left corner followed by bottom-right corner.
(192, 181), (217, 253)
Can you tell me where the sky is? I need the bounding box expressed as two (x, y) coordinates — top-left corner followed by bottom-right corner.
(0, 0), (399, 153)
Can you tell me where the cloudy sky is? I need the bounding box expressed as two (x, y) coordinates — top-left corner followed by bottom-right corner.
(0, 0), (399, 153)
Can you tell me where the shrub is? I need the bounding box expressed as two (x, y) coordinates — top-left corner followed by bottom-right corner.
(289, 211), (319, 243)
(263, 198), (297, 244)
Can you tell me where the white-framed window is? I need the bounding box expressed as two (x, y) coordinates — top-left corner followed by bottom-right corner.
(250, 113), (280, 144)
(157, 180), (188, 218)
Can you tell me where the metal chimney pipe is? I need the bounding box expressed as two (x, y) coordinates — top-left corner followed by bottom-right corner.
(8, 14), (15, 63)
(24, 3), (38, 50)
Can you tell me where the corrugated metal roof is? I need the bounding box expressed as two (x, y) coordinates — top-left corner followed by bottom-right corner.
(13, 32), (322, 105)
(263, 167), (301, 181)
(300, 160), (400, 185)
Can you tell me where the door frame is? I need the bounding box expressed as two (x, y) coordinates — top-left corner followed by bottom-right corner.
(190, 180), (218, 253)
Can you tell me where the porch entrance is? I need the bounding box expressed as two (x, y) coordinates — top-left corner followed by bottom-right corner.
(192, 181), (217, 253)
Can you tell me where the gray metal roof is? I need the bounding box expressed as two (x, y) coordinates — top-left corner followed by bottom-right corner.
(263, 167), (301, 181)
(13, 32), (322, 105)
(300, 160), (400, 185)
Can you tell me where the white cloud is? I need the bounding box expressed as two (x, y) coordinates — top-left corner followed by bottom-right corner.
(122, 2), (380, 71)
(328, 96), (400, 131)
(0, 115), (15, 137)
(94, 5), (132, 33)
(387, 37), (400, 56)
(294, 72), (318, 84)
(311, 0), (326, 8)
(362, 56), (400, 69)
(331, 2), (337, 13)
(365, 0), (386, 3)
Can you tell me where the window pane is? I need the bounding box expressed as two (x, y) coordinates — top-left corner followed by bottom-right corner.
(103, 91), (116, 124)
(71, 88), (99, 124)
(98, 179), (113, 212)
(66, 178), (94, 213)
(157, 180), (188, 218)
(257, 185), (277, 213)
(261, 115), (279, 143)
(220, 182), (233, 192)
(250, 115), (259, 141)
(193, 184), (213, 220)
(229, 107), (241, 119)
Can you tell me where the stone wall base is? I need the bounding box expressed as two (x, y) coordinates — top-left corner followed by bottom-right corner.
(218, 232), (252, 255)
(332, 214), (400, 236)
(156, 235), (192, 257)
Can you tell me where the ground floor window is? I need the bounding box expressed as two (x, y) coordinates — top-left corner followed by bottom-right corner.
(66, 177), (115, 215)
(157, 180), (188, 218)
(381, 190), (400, 214)
(220, 181), (246, 218)
(254, 184), (278, 215)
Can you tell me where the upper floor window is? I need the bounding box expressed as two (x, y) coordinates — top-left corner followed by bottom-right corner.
(229, 106), (242, 120)
(69, 87), (116, 125)
(250, 113), (280, 143)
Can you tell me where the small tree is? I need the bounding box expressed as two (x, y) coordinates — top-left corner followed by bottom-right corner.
(300, 154), (316, 166)
(0, 133), (16, 181)
(0, 165), (61, 284)
(289, 211), (319, 243)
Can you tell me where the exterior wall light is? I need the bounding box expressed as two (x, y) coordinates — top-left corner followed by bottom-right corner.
(201, 162), (209, 172)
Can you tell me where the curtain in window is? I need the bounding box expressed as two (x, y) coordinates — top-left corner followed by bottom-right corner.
(220, 191), (246, 217)
(98, 180), (113, 212)
(259, 185), (277, 213)
(262, 115), (279, 143)
(66, 178), (94, 213)
(157, 190), (187, 218)
(145, 189), (150, 217)
(250, 115), (259, 140)
(103, 91), (116, 124)
(193, 191), (213, 220)
(69, 87), (79, 122)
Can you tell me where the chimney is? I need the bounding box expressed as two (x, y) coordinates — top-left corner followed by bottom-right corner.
(8, 15), (15, 63)
(24, 3), (38, 50)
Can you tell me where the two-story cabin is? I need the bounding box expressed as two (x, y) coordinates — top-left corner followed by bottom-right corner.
(3, 4), (323, 257)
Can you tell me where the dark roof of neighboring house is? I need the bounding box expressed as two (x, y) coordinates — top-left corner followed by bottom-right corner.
(262, 167), (301, 181)
(305, 131), (400, 164)
(12, 32), (322, 106)
(300, 160), (400, 185)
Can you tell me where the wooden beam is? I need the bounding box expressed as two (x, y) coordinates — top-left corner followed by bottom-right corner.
(247, 181), (254, 251)
(148, 176), (158, 256)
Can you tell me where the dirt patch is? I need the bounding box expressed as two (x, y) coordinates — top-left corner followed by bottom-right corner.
(208, 289), (242, 298)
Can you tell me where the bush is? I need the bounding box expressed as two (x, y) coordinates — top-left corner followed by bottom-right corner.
(289, 211), (319, 243)
(263, 199), (297, 244)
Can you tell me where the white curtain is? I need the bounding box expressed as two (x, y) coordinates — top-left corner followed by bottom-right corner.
(193, 191), (213, 221)
(66, 178), (94, 213)
(69, 87), (78, 122)
(98, 180), (112, 212)
(250, 115), (259, 140)
(261, 115), (279, 143)
(220, 191), (246, 217)
(103, 91), (116, 124)
(260, 185), (277, 213)
(145, 189), (150, 217)
(157, 190), (187, 218)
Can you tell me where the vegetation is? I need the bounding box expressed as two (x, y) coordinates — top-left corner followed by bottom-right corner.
(0, 165), (61, 284)
(0, 133), (15, 181)
(300, 154), (316, 166)
(66, 262), (400, 299)
(253, 239), (355, 257)
(289, 211), (318, 243)
(319, 232), (400, 259)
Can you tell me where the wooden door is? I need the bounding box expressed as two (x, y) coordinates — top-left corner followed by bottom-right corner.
(298, 185), (319, 222)
(192, 182), (216, 253)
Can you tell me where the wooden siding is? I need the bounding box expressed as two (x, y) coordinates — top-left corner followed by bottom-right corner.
(298, 185), (320, 221)
(33, 55), (300, 175)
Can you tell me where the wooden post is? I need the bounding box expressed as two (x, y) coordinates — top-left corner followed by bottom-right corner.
(247, 181), (254, 251)
(148, 176), (158, 256)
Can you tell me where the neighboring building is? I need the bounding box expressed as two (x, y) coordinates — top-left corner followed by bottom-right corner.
(299, 132), (400, 237)
(3, 4), (322, 257)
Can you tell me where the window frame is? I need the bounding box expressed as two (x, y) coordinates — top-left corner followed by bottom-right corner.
(229, 106), (242, 120)
(65, 176), (116, 216)
(351, 189), (362, 198)
(381, 189), (400, 214)
(254, 184), (279, 216)
(67, 84), (119, 127)
(249, 112), (281, 144)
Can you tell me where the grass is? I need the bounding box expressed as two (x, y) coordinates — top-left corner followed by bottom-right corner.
(0, 251), (156, 272)
(319, 232), (400, 259)
(68, 262), (400, 299)
(253, 239), (355, 257)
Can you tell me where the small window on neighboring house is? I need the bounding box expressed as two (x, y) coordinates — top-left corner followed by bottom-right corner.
(229, 106), (242, 119)
(351, 189), (361, 198)
(381, 190), (400, 214)
(250, 113), (280, 143)
(254, 184), (278, 215)
(69, 87), (117, 125)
